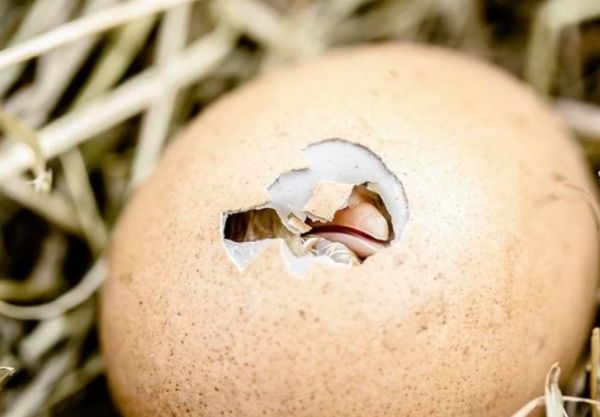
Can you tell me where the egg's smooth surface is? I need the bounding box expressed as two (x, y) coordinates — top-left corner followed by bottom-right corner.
(101, 44), (599, 417)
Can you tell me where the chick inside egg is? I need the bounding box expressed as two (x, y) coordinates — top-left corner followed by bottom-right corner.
(221, 138), (408, 274)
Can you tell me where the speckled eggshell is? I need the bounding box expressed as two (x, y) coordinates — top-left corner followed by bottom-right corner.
(100, 44), (599, 417)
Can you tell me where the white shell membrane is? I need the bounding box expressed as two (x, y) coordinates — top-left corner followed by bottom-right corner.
(221, 139), (409, 277)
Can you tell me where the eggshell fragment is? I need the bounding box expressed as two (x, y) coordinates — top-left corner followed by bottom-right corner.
(302, 181), (354, 221)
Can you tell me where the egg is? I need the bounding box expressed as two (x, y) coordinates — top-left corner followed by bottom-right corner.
(100, 44), (599, 417)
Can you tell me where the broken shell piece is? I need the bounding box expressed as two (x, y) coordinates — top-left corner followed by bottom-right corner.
(302, 181), (354, 221)
(288, 214), (312, 234)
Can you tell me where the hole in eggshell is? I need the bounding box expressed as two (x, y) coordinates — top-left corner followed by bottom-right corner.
(224, 208), (290, 243)
(224, 184), (394, 266)
(221, 138), (409, 276)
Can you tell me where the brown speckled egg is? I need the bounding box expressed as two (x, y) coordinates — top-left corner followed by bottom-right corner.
(100, 44), (599, 417)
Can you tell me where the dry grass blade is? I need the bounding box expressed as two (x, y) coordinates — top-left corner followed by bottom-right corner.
(0, 0), (78, 96)
(19, 303), (94, 365)
(509, 363), (566, 417)
(0, 3), (25, 47)
(129, 4), (192, 188)
(0, 109), (51, 191)
(44, 354), (103, 412)
(0, 25), (235, 182)
(592, 328), (600, 417)
(0, 367), (15, 390)
(0, 233), (66, 302)
(0, 0), (202, 71)
(5, 0), (120, 127)
(565, 362), (588, 416)
(215, 0), (284, 48)
(332, 0), (437, 44)
(59, 149), (108, 254)
(1, 348), (77, 417)
(300, 1), (376, 38)
(0, 178), (81, 234)
(511, 363), (600, 417)
(0, 259), (106, 321)
(562, 397), (600, 415)
(0, 303), (94, 416)
(556, 99), (600, 140)
(526, 0), (600, 94)
(44, 4), (163, 256)
(511, 397), (546, 417)
(544, 364), (567, 417)
(72, 14), (157, 107)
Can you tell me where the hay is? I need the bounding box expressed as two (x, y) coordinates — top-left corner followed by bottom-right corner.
(0, 0), (599, 416)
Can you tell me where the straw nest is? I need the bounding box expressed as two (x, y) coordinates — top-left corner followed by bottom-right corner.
(0, 0), (599, 416)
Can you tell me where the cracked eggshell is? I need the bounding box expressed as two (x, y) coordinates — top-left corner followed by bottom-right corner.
(302, 181), (354, 222)
(101, 44), (599, 417)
